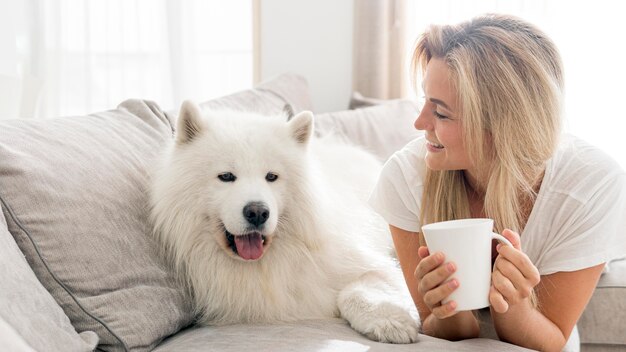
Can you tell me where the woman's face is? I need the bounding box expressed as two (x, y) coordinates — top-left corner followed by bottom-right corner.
(414, 58), (472, 172)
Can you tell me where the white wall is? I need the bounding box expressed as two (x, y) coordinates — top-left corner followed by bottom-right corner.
(258, 0), (353, 113)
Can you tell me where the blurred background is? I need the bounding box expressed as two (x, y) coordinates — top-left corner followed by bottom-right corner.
(1, 0), (624, 167)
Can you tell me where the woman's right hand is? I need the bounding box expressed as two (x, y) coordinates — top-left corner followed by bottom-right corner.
(414, 246), (460, 319)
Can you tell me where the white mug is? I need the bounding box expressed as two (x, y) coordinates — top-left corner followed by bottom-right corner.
(421, 218), (512, 311)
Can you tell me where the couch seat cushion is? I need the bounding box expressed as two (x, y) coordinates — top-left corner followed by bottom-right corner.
(152, 318), (533, 352)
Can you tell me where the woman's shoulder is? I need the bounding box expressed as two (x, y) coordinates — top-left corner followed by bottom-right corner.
(546, 134), (625, 197)
(527, 135), (626, 274)
(369, 136), (426, 231)
(392, 135), (428, 159)
(383, 136), (428, 183)
(557, 135), (621, 168)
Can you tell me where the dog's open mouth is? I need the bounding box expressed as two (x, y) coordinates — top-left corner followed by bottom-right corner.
(225, 230), (268, 261)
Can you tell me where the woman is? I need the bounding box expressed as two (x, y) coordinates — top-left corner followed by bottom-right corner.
(369, 14), (626, 351)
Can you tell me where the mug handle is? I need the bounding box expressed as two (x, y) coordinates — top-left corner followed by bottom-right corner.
(491, 232), (513, 247)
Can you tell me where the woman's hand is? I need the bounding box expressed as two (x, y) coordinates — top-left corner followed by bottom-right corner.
(414, 246), (460, 319)
(490, 229), (541, 313)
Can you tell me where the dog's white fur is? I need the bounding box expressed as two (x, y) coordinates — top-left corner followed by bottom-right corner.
(149, 101), (419, 343)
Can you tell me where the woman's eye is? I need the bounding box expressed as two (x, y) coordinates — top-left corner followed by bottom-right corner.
(265, 172), (278, 182)
(218, 172), (236, 182)
(433, 110), (448, 120)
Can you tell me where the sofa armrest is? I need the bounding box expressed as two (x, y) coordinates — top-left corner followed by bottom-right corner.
(579, 259), (626, 350)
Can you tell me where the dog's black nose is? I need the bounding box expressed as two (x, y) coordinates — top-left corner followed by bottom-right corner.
(243, 202), (270, 227)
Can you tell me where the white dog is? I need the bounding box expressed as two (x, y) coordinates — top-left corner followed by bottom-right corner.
(149, 101), (420, 343)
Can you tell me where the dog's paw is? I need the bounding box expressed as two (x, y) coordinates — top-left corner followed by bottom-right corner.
(353, 303), (420, 344)
(338, 270), (420, 343)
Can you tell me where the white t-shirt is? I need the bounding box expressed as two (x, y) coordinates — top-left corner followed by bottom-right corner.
(369, 135), (626, 275)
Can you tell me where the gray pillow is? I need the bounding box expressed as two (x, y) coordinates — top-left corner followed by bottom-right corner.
(348, 91), (395, 110)
(315, 100), (423, 161)
(0, 99), (193, 352)
(167, 72), (314, 119)
(0, 207), (98, 352)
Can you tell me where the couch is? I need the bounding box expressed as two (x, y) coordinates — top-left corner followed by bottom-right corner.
(0, 73), (624, 352)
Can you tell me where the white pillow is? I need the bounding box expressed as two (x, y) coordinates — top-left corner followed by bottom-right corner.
(0, 317), (36, 352)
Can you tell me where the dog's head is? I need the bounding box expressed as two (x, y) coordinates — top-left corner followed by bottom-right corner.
(162, 101), (314, 262)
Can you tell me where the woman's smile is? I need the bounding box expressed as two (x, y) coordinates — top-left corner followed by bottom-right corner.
(426, 140), (445, 152)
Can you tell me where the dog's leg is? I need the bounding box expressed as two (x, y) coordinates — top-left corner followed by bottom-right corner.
(338, 270), (420, 344)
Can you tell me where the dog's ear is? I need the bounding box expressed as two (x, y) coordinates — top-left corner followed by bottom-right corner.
(176, 100), (205, 145)
(287, 111), (314, 144)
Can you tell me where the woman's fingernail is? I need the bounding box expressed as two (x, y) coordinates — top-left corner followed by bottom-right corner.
(447, 262), (455, 273)
(448, 279), (458, 288)
(496, 244), (502, 252)
(448, 301), (457, 311)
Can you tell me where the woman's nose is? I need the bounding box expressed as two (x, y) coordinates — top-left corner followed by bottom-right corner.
(414, 108), (430, 131)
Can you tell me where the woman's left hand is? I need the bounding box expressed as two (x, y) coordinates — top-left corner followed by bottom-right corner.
(489, 229), (541, 313)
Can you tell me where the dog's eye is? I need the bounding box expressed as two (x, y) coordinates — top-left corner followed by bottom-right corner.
(265, 172), (278, 182)
(218, 172), (236, 182)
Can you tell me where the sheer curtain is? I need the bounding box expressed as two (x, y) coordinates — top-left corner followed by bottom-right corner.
(352, 0), (407, 100)
(20, 0), (253, 118)
(404, 0), (626, 168)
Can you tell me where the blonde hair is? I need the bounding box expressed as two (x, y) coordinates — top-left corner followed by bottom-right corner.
(412, 14), (564, 234)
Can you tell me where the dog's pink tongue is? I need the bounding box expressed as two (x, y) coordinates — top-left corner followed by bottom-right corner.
(234, 233), (264, 260)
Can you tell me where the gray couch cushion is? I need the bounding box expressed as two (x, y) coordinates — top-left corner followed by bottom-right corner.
(0, 207), (98, 352)
(152, 318), (533, 352)
(579, 259), (626, 346)
(0, 99), (194, 352)
(315, 100), (422, 161)
(348, 91), (395, 109)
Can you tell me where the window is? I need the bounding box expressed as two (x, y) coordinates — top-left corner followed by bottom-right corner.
(30, 0), (253, 117)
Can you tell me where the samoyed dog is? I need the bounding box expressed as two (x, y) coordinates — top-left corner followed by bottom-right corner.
(149, 101), (419, 343)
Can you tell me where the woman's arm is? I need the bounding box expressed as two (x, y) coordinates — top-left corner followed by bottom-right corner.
(490, 230), (605, 351)
(389, 225), (479, 340)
